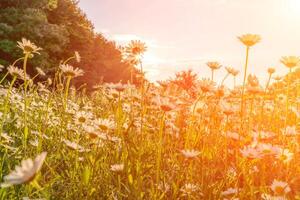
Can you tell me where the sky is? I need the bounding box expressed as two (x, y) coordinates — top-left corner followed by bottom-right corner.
(78, 0), (300, 85)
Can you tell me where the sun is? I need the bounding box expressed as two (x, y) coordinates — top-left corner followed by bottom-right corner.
(143, 52), (162, 65)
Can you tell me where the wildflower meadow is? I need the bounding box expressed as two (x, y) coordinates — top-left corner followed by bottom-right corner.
(1, 1), (300, 200)
(1, 33), (300, 200)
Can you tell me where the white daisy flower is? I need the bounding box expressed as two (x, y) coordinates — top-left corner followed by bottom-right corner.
(261, 193), (286, 200)
(29, 139), (39, 147)
(1, 152), (47, 187)
(110, 164), (124, 172)
(17, 38), (42, 55)
(283, 126), (298, 136)
(74, 51), (81, 63)
(74, 111), (93, 126)
(270, 180), (291, 196)
(180, 183), (201, 196)
(275, 148), (293, 163)
(7, 65), (30, 80)
(95, 118), (115, 131)
(1, 133), (14, 143)
(36, 67), (46, 76)
(221, 187), (238, 196)
(63, 139), (89, 152)
(181, 149), (200, 158)
(59, 64), (84, 78)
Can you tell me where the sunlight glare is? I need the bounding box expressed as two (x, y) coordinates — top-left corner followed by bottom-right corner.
(285, 0), (300, 17)
(143, 53), (162, 65)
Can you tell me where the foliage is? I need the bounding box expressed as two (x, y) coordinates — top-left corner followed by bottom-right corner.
(0, 0), (133, 88)
(169, 69), (198, 97)
(0, 37), (300, 200)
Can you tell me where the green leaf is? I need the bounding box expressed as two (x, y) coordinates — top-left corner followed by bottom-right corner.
(82, 166), (91, 185)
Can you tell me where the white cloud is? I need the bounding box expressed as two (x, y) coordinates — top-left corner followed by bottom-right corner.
(99, 32), (174, 49)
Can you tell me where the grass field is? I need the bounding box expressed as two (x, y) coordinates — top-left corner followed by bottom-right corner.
(0, 36), (300, 199)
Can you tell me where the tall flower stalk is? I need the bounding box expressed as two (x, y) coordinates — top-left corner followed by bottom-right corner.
(238, 34), (261, 120)
(0, 71), (9, 85)
(224, 66), (239, 88)
(0, 58), (24, 85)
(64, 76), (72, 104)
(156, 112), (165, 185)
(280, 56), (300, 129)
(125, 40), (147, 84)
(240, 46), (249, 118)
(0, 74), (17, 134)
(206, 62), (221, 82)
(59, 63), (84, 109)
(23, 52), (30, 148)
(259, 68), (275, 131)
(125, 40), (147, 134)
(17, 38), (42, 148)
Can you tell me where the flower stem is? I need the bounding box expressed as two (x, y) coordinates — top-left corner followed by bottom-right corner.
(259, 73), (272, 132)
(63, 56), (75, 65)
(240, 46), (250, 120)
(234, 76), (236, 88)
(0, 76), (17, 134)
(221, 73), (230, 85)
(12, 57), (24, 66)
(64, 76), (72, 109)
(23, 53), (30, 149)
(156, 112), (165, 185)
(0, 72), (9, 85)
(285, 68), (292, 130)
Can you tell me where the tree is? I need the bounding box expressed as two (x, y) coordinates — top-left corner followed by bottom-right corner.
(0, 0), (69, 72)
(0, 0), (134, 88)
(170, 69), (198, 97)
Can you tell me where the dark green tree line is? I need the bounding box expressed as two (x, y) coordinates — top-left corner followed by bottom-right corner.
(0, 0), (133, 88)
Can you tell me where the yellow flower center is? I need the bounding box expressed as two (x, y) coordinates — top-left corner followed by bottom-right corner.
(274, 186), (285, 196)
(99, 124), (108, 131)
(24, 45), (34, 53)
(161, 105), (172, 112)
(78, 117), (86, 123)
